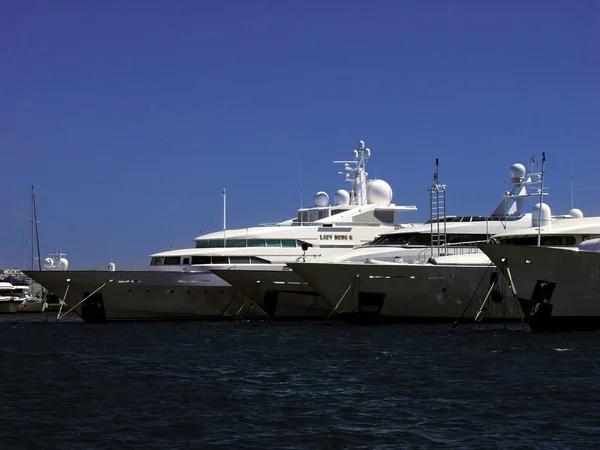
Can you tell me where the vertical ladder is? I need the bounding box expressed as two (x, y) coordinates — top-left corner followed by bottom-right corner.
(429, 159), (447, 258)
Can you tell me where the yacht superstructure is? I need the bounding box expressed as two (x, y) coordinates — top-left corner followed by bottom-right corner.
(25, 140), (418, 322)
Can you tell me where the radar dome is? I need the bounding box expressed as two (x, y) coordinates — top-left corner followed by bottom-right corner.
(569, 208), (583, 219)
(313, 191), (330, 207)
(532, 203), (552, 228)
(510, 163), (526, 183)
(108, 262), (116, 271)
(366, 179), (393, 205)
(59, 258), (69, 270)
(43, 258), (54, 269)
(334, 189), (350, 206)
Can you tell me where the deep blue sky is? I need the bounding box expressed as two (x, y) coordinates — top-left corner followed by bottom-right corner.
(1, 0), (598, 270)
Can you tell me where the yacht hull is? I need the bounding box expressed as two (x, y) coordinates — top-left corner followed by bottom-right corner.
(211, 266), (333, 319)
(288, 261), (522, 323)
(0, 299), (46, 313)
(479, 243), (600, 332)
(0, 301), (22, 314)
(23, 270), (269, 323)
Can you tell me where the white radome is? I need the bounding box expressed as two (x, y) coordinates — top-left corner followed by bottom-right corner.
(569, 208), (584, 219)
(43, 258), (54, 269)
(313, 191), (329, 207)
(510, 163), (526, 183)
(532, 203), (552, 227)
(366, 179), (393, 205)
(334, 189), (350, 206)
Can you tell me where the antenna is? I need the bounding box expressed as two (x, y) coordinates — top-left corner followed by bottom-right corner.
(31, 186), (34, 271)
(299, 156), (303, 226)
(570, 156), (574, 210)
(537, 152), (546, 247)
(222, 188), (227, 246)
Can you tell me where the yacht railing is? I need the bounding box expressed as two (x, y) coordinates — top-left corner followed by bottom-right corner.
(416, 240), (487, 263)
(257, 221), (396, 227)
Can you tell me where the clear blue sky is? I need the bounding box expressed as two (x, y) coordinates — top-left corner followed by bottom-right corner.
(1, 0), (598, 270)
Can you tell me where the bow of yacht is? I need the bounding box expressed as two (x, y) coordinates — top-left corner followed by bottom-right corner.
(479, 217), (600, 332)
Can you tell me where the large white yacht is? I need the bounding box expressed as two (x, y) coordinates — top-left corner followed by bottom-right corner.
(285, 160), (577, 324)
(479, 215), (600, 332)
(24, 140), (418, 322)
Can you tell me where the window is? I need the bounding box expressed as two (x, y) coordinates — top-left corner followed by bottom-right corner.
(164, 256), (181, 265)
(182, 257), (190, 265)
(281, 239), (297, 248)
(191, 256), (211, 264)
(195, 240), (209, 248)
(499, 235), (578, 246)
(212, 257), (229, 264)
(208, 239), (225, 248)
(250, 256), (270, 264)
(150, 257), (164, 265)
(230, 256), (250, 264)
(248, 239), (266, 247)
(318, 209), (329, 219)
(266, 239), (281, 247)
(446, 234), (487, 244)
(225, 239), (246, 247)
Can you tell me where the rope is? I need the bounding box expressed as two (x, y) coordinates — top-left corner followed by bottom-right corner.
(451, 263), (493, 331)
(503, 261), (529, 333)
(324, 274), (359, 322)
(57, 281), (108, 320)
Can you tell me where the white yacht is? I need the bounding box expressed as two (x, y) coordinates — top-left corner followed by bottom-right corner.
(479, 215), (600, 332)
(24, 140), (418, 322)
(0, 280), (47, 313)
(285, 160), (570, 324)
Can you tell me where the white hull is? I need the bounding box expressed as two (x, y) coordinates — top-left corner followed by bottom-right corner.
(479, 243), (600, 332)
(23, 270), (269, 322)
(288, 261), (522, 323)
(211, 265), (333, 319)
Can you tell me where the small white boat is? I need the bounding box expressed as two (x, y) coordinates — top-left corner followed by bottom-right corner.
(0, 281), (47, 313)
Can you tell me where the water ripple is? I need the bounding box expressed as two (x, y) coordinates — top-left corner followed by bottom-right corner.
(1, 320), (599, 449)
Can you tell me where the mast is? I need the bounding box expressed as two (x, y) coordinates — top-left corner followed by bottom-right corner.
(570, 157), (574, 210)
(222, 188), (227, 247)
(537, 152), (546, 247)
(333, 140), (371, 206)
(31, 186), (34, 271)
(299, 156), (303, 226)
(33, 186), (42, 270)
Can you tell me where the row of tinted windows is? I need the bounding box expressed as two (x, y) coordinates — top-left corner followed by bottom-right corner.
(195, 239), (302, 248)
(370, 233), (488, 246)
(150, 256), (271, 266)
(424, 216), (522, 224)
(498, 235), (577, 246)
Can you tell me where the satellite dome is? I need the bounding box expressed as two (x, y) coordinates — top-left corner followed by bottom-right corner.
(334, 189), (350, 206)
(532, 203), (552, 228)
(313, 191), (329, 207)
(569, 208), (583, 219)
(510, 163), (526, 183)
(366, 179), (393, 205)
(43, 258), (54, 269)
(108, 262), (116, 271)
(59, 258), (69, 270)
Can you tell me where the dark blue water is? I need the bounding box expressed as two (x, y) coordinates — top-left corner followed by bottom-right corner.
(1, 317), (600, 449)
